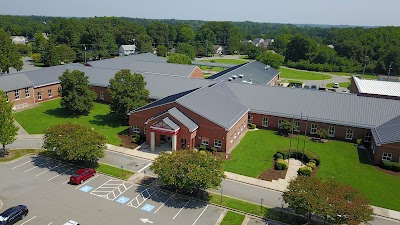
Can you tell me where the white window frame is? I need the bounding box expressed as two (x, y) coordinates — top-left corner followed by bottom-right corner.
(214, 139), (222, 148)
(133, 125), (140, 134)
(100, 91), (105, 100)
(48, 89), (52, 98)
(237, 128), (240, 135)
(37, 92), (42, 101)
(248, 115), (253, 124)
(294, 121), (300, 132)
(364, 131), (371, 142)
(15, 89), (20, 100)
(262, 117), (268, 127)
(328, 126), (335, 137)
(310, 124), (318, 134)
(201, 137), (209, 146)
(143, 127), (146, 134)
(25, 87), (30, 98)
(382, 152), (392, 161)
(230, 135), (233, 143)
(234, 131), (237, 139)
(278, 119), (284, 129)
(345, 129), (354, 140)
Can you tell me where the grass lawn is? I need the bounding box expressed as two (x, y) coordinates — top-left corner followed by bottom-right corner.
(280, 67), (332, 80)
(199, 58), (249, 65)
(0, 149), (40, 162)
(199, 65), (225, 73)
(225, 130), (400, 211)
(330, 72), (378, 80)
(13, 99), (128, 145)
(220, 211), (245, 225)
(97, 163), (135, 180)
(325, 82), (350, 88)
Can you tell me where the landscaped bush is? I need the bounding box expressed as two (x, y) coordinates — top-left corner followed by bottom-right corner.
(276, 148), (320, 166)
(131, 133), (141, 144)
(249, 124), (256, 129)
(315, 129), (329, 139)
(274, 153), (284, 160)
(380, 160), (400, 172)
(211, 147), (218, 152)
(298, 166), (312, 176)
(275, 159), (289, 170)
(199, 144), (207, 150)
(306, 162), (316, 170)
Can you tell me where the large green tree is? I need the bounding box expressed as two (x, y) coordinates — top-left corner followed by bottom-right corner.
(56, 44), (76, 64)
(43, 123), (106, 163)
(59, 70), (96, 115)
(285, 35), (317, 62)
(167, 53), (192, 65)
(0, 91), (19, 152)
(0, 29), (23, 73)
(32, 33), (48, 53)
(257, 51), (285, 69)
(156, 45), (167, 57)
(176, 42), (196, 60)
(151, 150), (226, 193)
(109, 69), (150, 121)
(178, 26), (196, 43)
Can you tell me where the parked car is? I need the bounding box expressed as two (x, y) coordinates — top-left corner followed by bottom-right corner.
(342, 89), (349, 93)
(333, 83), (339, 88)
(0, 205), (28, 225)
(64, 220), (80, 225)
(304, 85), (310, 89)
(69, 168), (96, 185)
(310, 85), (317, 90)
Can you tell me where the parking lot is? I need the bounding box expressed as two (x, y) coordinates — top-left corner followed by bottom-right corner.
(0, 156), (225, 225)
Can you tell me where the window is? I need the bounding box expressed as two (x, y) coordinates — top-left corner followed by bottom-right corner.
(37, 92), (42, 101)
(345, 129), (354, 140)
(6, 92), (8, 102)
(234, 131), (237, 139)
(202, 137), (209, 146)
(328, 126), (335, 137)
(262, 117), (268, 127)
(248, 115), (253, 124)
(25, 87), (30, 98)
(382, 152), (392, 161)
(310, 124), (318, 134)
(100, 91), (105, 100)
(278, 119), (284, 129)
(230, 135), (233, 143)
(144, 127), (146, 134)
(133, 125), (140, 133)
(48, 89), (52, 98)
(214, 139), (222, 148)
(364, 131), (371, 142)
(14, 89), (20, 100)
(294, 121), (300, 132)
(237, 128), (240, 135)
(240, 124), (244, 131)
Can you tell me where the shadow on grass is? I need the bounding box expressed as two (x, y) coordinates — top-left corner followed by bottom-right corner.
(357, 147), (373, 165)
(43, 108), (81, 118)
(89, 114), (125, 128)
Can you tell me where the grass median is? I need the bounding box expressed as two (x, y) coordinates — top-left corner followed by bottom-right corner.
(280, 67), (332, 80)
(0, 149), (40, 162)
(220, 211), (245, 225)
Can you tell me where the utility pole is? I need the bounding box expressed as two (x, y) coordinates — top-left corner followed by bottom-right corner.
(84, 45), (87, 64)
(387, 61), (393, 81)
(362, 55), (369, 76)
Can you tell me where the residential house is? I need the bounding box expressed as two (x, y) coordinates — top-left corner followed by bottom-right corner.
(10, 36), (28, 45)
(119, 45), (136, 56)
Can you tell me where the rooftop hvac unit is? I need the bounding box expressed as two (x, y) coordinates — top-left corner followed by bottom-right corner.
(228, 78), (233, 81)
(239, 74), (244, 78)
(265, 65), (271, 70)
(232, 75), (237, 79)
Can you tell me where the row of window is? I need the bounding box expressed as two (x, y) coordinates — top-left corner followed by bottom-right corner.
(253, 116), (372, 141)
(230, 122), (247, 144)
(7, 88), (60, 101)
(201, 138), (222, 148)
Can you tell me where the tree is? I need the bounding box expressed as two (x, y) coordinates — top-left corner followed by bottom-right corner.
(42, 41), (60, 67)
(32, 33), (47, 53)
(109, 69), (150, 121)
(257, 51), (285, 69)
(242, 43), (261, 59)
(150, 149), (226, 193)
(43, 123), (106, 163)
(176, 42), (196, 60)
(167, 53), (192, 65)
(0, 29), (23, 73)
(56, 44), (76, 64)
(279, 120), (294, 135)
(178, 26), (196, 43)
(135, 33), (153, 53)
(59, 70), (96, 115)
(285, 35), (317, 62)
(31, 53), (41, 64)
(315, 128), (329, 139)
(156, 45), (167, 57)
(0, 90), (19, 152)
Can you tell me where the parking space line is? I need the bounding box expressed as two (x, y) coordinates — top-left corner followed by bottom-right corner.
(62, 180), (70, 185)
(138, 163), (152, 173)
(173, 200), (190, 219)
(127, 188), (157, 208)
(89, 177), (113, 192)
(20, 216), (36, 225)
(47, 222), (53, 225)
(154, 194), (172, 214)
(36, 165), (60, 176)
(75, 174), (100, 189)
(12, 160), (31, 169)
(192, 205), (209, 225)
(23, 161), (50, 173)
(48, 167), (73, 181)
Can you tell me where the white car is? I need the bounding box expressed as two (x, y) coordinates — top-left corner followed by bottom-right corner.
(64, 221), (79, 225)
(333, 83), (340, 88)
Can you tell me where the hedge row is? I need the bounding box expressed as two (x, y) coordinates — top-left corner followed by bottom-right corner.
(380, 160), (400, 172)
(275, 148), (320, 166)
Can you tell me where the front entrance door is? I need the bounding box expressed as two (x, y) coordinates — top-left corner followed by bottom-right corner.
(166, 136), (171, 142)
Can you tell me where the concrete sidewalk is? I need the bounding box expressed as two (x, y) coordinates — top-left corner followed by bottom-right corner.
(106, 143), (400, 222)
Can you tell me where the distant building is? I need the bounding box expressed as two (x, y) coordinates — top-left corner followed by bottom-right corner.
(252, 38), (264, 47)
(119, 45), (136, 56)
(10, 36), (28, 45)
(350, 75), (400, 100)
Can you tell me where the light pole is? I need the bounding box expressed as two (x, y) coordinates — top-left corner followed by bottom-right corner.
(121, 165), (123, 177)
(220, 189), (223, 203)
(84, 45), (87, 64)
(387, 61), (393, 81)
(260, 198), (264, 214)
(362, 55), (369, 76)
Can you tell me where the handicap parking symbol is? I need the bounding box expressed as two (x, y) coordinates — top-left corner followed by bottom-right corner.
(116, 196), (130, 204)
(141, 204), (155, 212)
(79, 185), (93, 193)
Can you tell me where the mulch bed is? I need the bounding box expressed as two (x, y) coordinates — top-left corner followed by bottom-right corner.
(118, 134), (139, 149)
(258, 165), (287, 181)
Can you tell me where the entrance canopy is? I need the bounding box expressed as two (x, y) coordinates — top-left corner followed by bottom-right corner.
(150, 117), (180, 135)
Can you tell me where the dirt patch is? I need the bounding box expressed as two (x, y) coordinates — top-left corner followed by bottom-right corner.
(258, 165), (287, 181)
(214, 152), (232, 161)
(118, 134), (139, 149)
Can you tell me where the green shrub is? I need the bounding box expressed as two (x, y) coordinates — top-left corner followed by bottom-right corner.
(211, 147), (218, 152)
(274, 153), (284, 159)
(380, 160), (400, 172)
(306, 162), (316, 170)
(199, 144), (207, 150)
(131, 133), (141, 143)
(298, 166), (312, 176)
(276, 148), (320, 166)
(249, 124), (256, 129)
(315, 129), (329, 139)
(275, 159), (289, 170)
(356, 139), (362, 145)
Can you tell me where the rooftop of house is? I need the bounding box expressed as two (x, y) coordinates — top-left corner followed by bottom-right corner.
(0, 73), (33, 92)
(119, 45), (136, 51)
(353, 76), (400, 97)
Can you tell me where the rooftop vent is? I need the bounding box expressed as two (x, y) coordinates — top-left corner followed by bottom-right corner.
(232, 75), (237, 79)
(265, 65), (271, 70)
(228, 78), (232, 81)
(239, 74), (244, 78)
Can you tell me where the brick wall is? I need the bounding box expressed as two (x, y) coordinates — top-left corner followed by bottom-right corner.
(349, 77), (359, 94)
(372, 140), (400, 164)
(225, 113), (248, 152)
(6, 87), (35, 110)
(267, 73), (280, 86)
(34, 83), (61, 103)
(189, 67), (204, 79)
(91, 86), (111, 103)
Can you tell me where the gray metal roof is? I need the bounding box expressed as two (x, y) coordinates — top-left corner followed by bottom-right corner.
(222, 82), (400, 129)
(117, 53), (167, 63)
(209, 61), (280, 85)
(162, 117), (180, 131)
(371, 115), (400, 146)
(0, 73), (33, 92)
(191, 61), (235, 68)
(353, 76), (400, 97)
(87, 54), (197, 77)
(167, 107), (199, 132)
(176, 85), (249, 131)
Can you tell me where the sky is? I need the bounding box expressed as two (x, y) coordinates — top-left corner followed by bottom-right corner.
(0, 0), (399, 27)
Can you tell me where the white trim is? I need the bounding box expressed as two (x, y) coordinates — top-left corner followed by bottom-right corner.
(150, 126), (180, 133)
(345, 129), (354, 140)
(310, 124), (318, 134)
(34, 81), (61, 88)
(262, 117), (268, 127)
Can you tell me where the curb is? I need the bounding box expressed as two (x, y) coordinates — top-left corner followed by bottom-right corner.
(225, 178), (285, 193)
(105, 149), (155, 162)
(0, 200), (3, 210)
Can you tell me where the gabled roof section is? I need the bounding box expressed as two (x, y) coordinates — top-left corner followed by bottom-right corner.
(120, 45), (136, 51)
(207, 61), (280, 85)
(353, 76), (400, 97)
(0, 73), (33, 92)
(151, 117), (180, 131)
(167, 107), (199, 132)
(176, 85), (249, 131)
(371, 115), (400, 146)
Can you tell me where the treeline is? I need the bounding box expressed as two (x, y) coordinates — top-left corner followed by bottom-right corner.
(1, 15), (399, 75)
